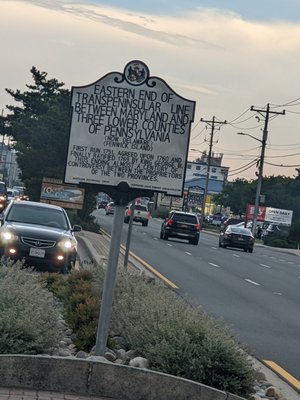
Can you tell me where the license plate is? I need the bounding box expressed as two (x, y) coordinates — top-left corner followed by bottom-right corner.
(29, 248), (45, 258)
(180, 224), (188, 228)
(237, 238), (244, 241)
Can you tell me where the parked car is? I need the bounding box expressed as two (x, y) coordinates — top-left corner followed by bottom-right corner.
(124, 204), (150, 226)
(105, 202), (115, 215)
(221, 217), (244, 231)
(0, 181), (8, 211)
(219, 225), (254, 252)
(261, 224), (290, 241)
(160, 211), (200, 245)
(0, 200), (81, 273)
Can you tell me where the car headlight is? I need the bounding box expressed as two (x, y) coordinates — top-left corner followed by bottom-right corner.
(58, 239), (76, 250)
(1, 230), (18, 241)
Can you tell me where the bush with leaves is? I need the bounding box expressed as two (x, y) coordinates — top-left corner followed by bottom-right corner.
(40, 269), (102, 351)
(0, 262), (64, 354)
(95, 270), (255, 397)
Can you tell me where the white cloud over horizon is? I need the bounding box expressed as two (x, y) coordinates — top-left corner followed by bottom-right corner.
(1, 0), (300, 179)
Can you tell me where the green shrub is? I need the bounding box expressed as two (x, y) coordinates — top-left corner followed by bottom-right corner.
(41, 269), (101, 351)
(0, 262), (64, 354)
(263, 237), (297, 248)
(94, 271), (255, 397)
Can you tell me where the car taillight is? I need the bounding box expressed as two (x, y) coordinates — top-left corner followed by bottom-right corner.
(195, 223), (200, 231)
(127, 209), (132, 216)
(146, 211), (150, 219)
(167, 219), (173, 226)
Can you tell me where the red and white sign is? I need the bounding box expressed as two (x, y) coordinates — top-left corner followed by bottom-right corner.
(246, 204), (266, 221)
(246, 204), (293, 225)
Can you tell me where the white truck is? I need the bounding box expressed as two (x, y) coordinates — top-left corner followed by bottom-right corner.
(124, 204), (150, 226)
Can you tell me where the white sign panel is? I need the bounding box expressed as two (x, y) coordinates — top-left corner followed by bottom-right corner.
(64, 60), (195, 196)
(265, 207), (293, 225)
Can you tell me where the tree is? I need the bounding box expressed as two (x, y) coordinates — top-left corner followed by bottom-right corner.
(213, 178), (256, 215)
(1, 67), (70, 199)
(0, 67), (97, 225)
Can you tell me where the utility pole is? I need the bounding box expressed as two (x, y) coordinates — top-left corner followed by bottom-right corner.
(200, 116), (227, 226)
(250, 103), (285, 236)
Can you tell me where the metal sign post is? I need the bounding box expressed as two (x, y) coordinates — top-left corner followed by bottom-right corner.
(64, 60), (196, 356)
(94, 203), (125, 355)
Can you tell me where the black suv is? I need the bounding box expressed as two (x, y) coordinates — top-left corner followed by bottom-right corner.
(160, 211), (200, 245)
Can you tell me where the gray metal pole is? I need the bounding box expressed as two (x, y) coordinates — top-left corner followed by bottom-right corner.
(94, 204), (126, 355)
(124, 199), (136, 269)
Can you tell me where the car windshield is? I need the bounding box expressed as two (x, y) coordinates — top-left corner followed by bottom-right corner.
(230, 227), (252, 235)
(172, 214), (197, 223)
(6, 204), (69, 230)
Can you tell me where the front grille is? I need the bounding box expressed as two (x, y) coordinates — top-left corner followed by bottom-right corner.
(21, 236), (56, 248)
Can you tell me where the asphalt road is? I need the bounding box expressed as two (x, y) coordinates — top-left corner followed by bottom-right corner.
(93, 209), (300, 381)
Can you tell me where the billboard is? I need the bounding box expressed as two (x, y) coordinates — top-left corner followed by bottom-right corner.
(64, 60), (195, 197)
(246, 204), (293, 225)
(40, 178), (85, 210)
(265, 207), (293, 225)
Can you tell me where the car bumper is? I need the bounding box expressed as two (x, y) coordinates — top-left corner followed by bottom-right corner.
(0, 244), (76, 272)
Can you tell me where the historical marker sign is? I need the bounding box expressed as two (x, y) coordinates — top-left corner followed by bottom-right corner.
(64, 60), (195, 196)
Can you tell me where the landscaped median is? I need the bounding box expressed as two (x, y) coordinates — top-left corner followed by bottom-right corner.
(0, 261), (255, 399)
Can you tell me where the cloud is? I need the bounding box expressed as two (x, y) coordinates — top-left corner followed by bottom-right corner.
(1, 0), (300, 178)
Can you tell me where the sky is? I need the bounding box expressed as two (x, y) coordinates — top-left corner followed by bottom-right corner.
(1, 0), (300, 181)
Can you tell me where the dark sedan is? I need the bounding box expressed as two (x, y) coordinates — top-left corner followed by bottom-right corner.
(0, 200), (81, 273)
(219, 226), (254, 253)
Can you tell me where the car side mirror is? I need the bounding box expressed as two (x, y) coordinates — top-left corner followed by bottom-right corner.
(72, 225), (82, 232)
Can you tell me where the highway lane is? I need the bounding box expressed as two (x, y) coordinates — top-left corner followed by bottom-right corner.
(94, 209), (300, 381)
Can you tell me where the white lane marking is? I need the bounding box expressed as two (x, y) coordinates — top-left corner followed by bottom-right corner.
(143, 232), (147, 235)
(208, 262), (220, 268)
(244, 279), (260, 286)
(167, 243), (173, 247)
(232, 254), (240, 258)
(211, 247), (217, 250)
(153, 237), (158, 240)
(185, 251), (192, 256)
(287, 261), (294, 265)
(273, 292), (282, 296)
(260, 263), (271, 269)
(279, 259), (285, 262)
(270, 256), (276, 259)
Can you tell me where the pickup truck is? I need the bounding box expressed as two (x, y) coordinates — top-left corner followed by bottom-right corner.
(124, 204), (150, 226)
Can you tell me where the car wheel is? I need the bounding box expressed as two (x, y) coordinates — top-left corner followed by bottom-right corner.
(163, 232), (168, 240)
(124, 217), (130, 223)
(243, 248), (247, 252)
(142, 220), (148, 227)
(160, 231), (163, 239)
(248, 248), (253, 253)
(218, 240), (222, 247)
(192, 237), (199, 245)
